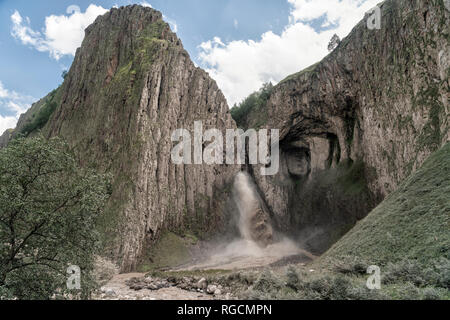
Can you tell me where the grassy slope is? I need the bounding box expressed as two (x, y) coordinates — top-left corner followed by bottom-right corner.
(320, 143), (450, 266)
(238, 144), (449, 300)
(137, 232), (197, 272)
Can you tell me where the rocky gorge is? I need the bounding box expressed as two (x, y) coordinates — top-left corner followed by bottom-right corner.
(0, 0), (448, 300)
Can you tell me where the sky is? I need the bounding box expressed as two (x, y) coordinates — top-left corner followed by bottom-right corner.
(0, 0), (381, 133)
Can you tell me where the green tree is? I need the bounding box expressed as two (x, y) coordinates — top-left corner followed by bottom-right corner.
(230, 82), (273, 128)
(20, 89), (60, 136)
(0, 136), (110, 299)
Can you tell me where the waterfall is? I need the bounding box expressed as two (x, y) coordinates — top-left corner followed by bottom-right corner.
(233, 172), (260, 241)
(232, 171), (275, 247)
(179, 172), (311, 271)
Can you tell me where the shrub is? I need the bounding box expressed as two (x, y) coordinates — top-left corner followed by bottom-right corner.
(382, 259), (448, 288)
(230, 82), (273, 128)
(241, 259), (449, 300)
(252, 269), (282, 293)
(304, 275), (355, 300)
(328, 34), (341, 52)
(421, 287), (446, 300)
(286, 266), (302, 290)
(21, 101), (57, 135)
(20, 89), (60, 136)
(383, 260), (428, 287)
(392, 282), (421, 300)
(335, 260), (368, 276)
(434, 257), (450, 289)
(347, 285), (387, 300)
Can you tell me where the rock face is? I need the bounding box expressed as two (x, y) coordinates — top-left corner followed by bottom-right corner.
(29, 6), (238, 271)
(0, 129), (13, 147)
(243, 0), (449, 253)
(0, 90), (62, 147)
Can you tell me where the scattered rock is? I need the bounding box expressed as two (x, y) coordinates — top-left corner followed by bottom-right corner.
(197, 278), (207, 290)
(126, 276), (171, 291)
(101, 287), (116, 297)
(106, 291), (116, 297)
(147, 284), (158, 290)
(93, 256), (119, 285)
(122, 274), (227, 299)
(131, 284), (144, 291)
(207, 285), (217, 294)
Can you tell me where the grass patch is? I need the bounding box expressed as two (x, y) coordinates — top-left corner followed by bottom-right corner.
(242, 260), (449, 300)
(321, 143), (450, 266)
(137, 232), (195, 272)
(242, 267), (386, 300)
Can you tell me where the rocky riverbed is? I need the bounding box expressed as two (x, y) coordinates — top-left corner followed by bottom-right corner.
(94, 273), (236, 300)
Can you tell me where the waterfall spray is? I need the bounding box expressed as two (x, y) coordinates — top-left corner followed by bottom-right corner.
(233, 172), (259, 240)
(180, 172), (313, 271)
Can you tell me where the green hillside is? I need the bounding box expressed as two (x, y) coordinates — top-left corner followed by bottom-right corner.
(322, 143), (449, 266)
(244, 144), (449, 300)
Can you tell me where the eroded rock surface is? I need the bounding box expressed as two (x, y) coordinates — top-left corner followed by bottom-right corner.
(244, 0), (449, 253)
(11, 6), (239, 271)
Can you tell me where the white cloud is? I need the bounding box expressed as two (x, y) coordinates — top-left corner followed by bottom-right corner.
(163, 15), (178, 33)
(0, 116), (18, 135)
(198, 0), (380, 106)
(140, 1), (152, 8)
(11, 4), (108, 60)
(0, 81), (35, 134)
(234, 19), (239, 29)
(0, 83), (9, 99)
(11, 3), (181, 57)
(288, 0), (378, 34)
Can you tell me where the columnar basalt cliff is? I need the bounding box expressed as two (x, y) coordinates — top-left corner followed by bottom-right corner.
(1, 0), (448, 273)
(243, 0), (449, 253)
(4, 6), (240, 272)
